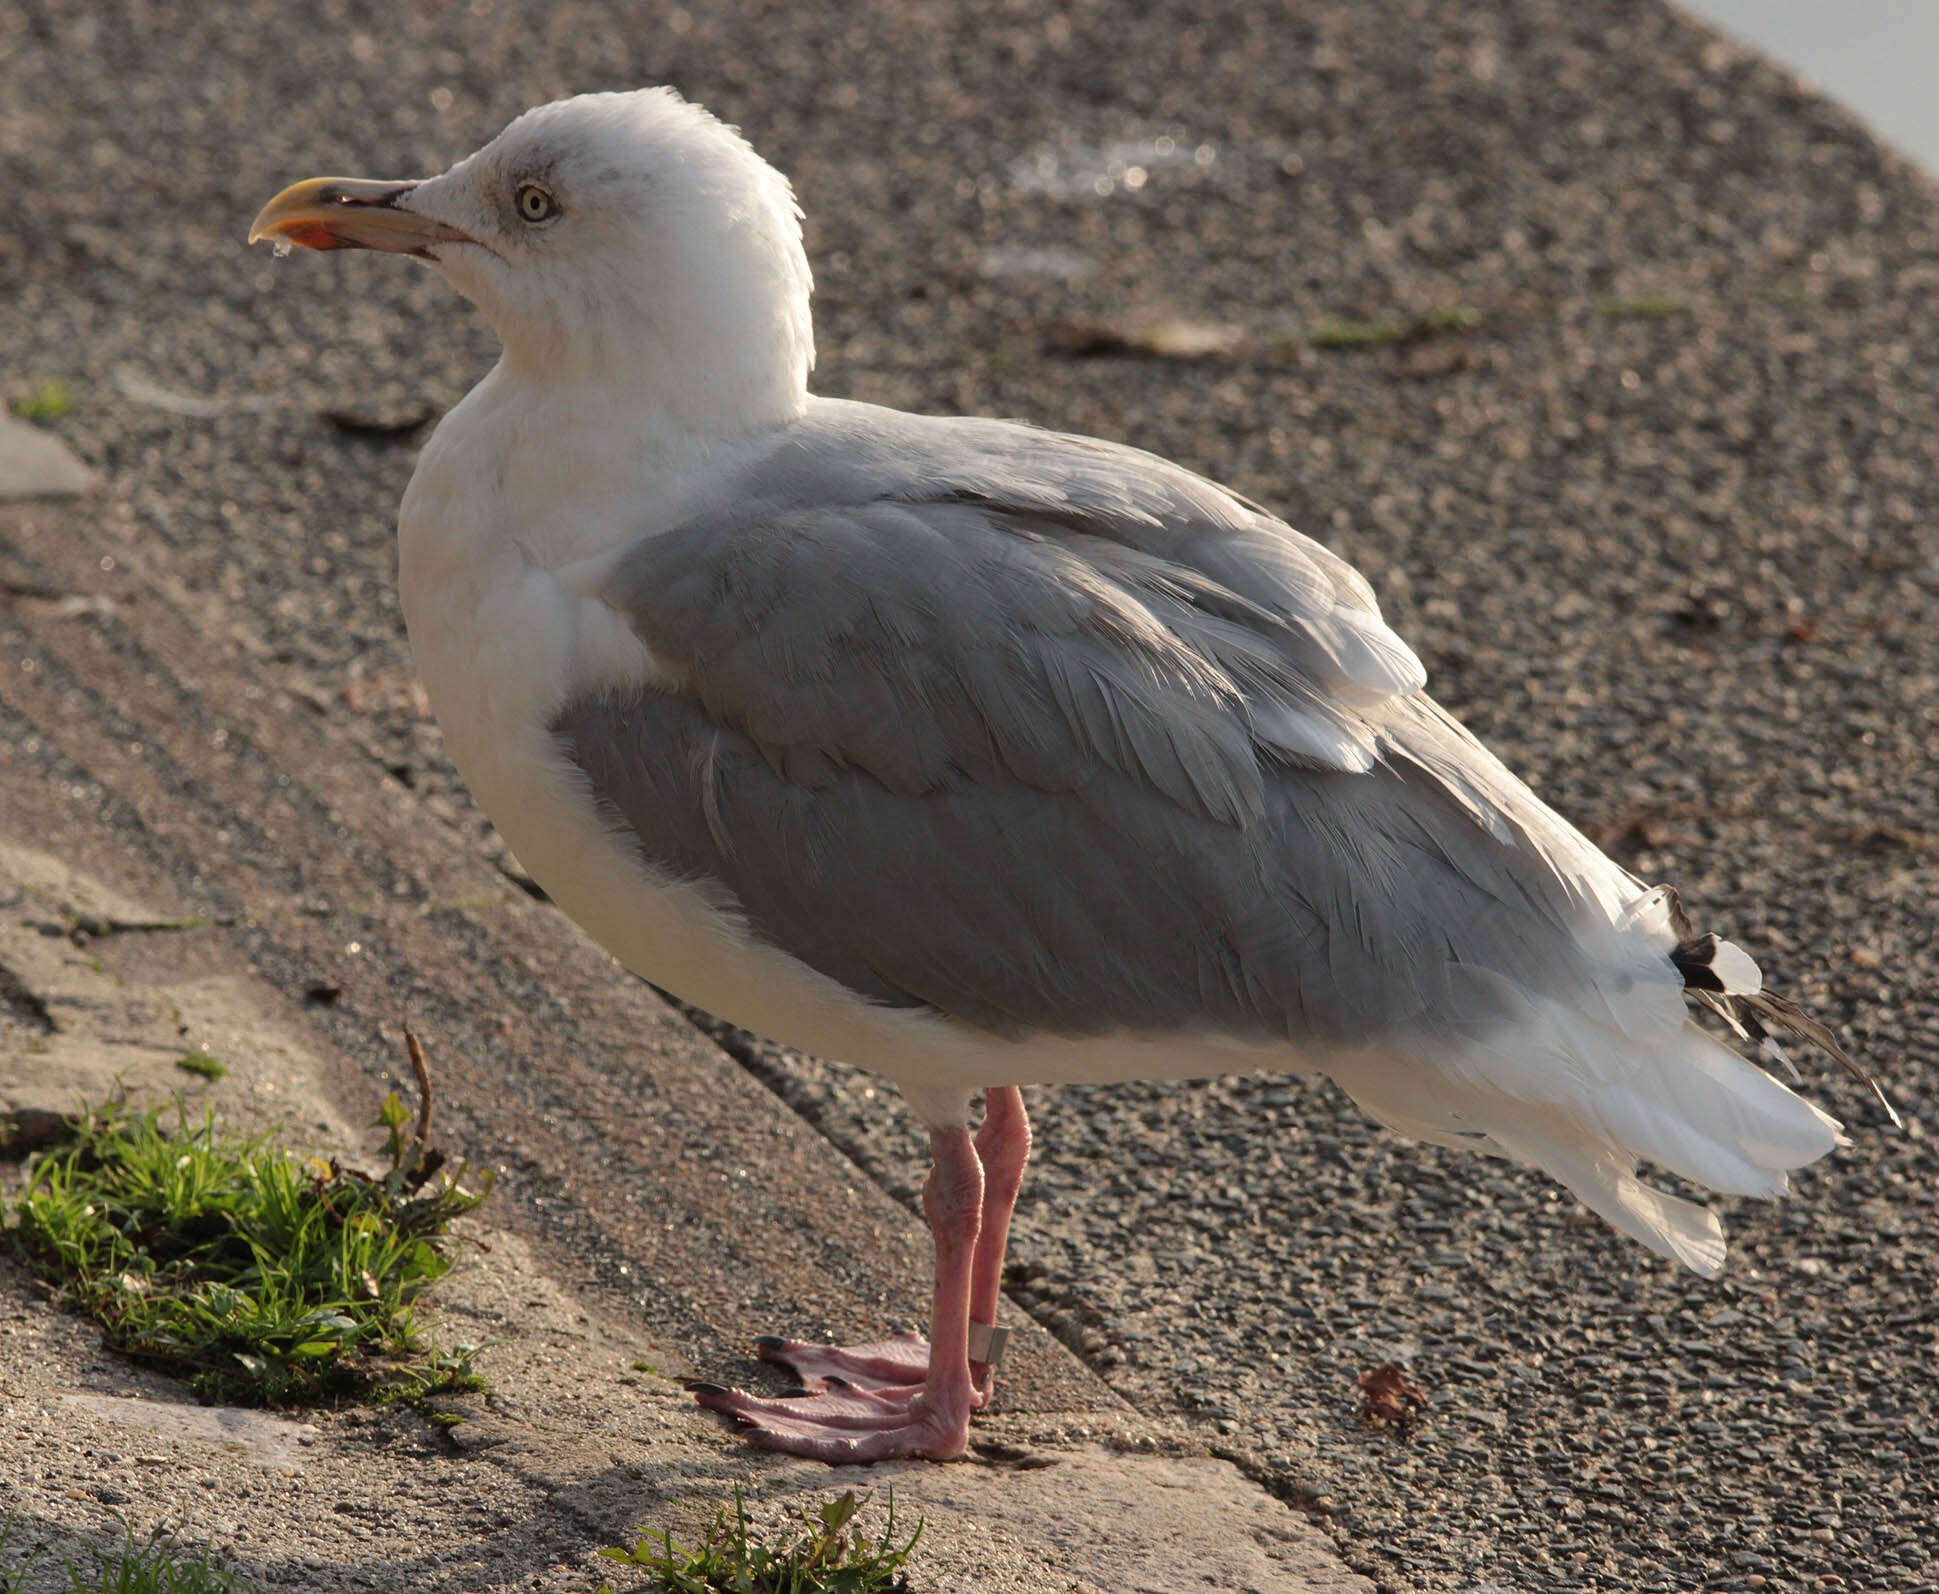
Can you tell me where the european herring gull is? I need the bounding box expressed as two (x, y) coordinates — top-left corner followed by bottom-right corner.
(250, 88), (1877, 1463)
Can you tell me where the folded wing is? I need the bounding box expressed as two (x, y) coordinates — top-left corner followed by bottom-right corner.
(568, 401), (1630, 1039)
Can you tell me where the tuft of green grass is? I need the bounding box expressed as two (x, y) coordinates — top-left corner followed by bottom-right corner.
(2, 1517), (257, 1594)
(4, 1094), (491, 1406)
(60, 1525), (251, 1594)
(1595, 292), (1689, 320)
(174, 1051), (228, 1082)
(599, 1488), (921, 1594)
(10, 378), (73, 426)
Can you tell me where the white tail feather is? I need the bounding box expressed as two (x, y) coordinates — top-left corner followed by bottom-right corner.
(1330, 944), (1844, 1276)
(1489, 1118), (1730, 1276)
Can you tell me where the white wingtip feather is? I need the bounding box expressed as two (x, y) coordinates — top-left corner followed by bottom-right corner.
(1712, 938), (1763, 996)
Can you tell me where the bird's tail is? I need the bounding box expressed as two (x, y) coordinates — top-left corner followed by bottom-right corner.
(1672, 917), (1898, 1129)
(1330, 885), (1878, 1278)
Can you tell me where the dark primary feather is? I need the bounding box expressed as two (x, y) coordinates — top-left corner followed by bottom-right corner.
(559, 402), (1637, 1046)
(1729, 989), (1897, 1125)
(1666, 887), (1890, 1117)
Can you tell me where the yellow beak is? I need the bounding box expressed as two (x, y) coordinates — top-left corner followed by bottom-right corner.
(248, 177), (473, 256)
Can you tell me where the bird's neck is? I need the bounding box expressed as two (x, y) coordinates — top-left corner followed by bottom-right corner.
(490, 268), (814, 448)
(401, 356), (797, 587)
(496, 347), (806, 444)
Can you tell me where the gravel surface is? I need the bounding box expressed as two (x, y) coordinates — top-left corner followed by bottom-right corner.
(6, 1), (1938, 1591)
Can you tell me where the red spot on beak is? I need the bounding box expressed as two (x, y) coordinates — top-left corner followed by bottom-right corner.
(286, 221), (351, 251)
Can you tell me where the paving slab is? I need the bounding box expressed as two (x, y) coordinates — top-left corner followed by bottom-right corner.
(3, 1231), (1365, 1594)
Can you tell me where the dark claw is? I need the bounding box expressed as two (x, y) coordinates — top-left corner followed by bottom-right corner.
(779, 1386), (813, 1399)
(754, 1335), (789, 1351)
(686, 1381), (731, 1396)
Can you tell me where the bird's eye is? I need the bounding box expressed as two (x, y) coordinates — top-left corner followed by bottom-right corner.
(514, 183), (559, 223)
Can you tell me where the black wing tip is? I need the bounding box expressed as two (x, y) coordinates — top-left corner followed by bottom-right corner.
(1662, 884), (1897, 1127)
(1733, 987), (1901, 1129)
(1671, 933), (1729, 993)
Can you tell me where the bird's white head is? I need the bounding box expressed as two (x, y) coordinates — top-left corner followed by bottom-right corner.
(251, 88), (816, 438)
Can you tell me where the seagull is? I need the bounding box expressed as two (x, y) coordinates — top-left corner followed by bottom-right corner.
(251, 88), (1879, 1463)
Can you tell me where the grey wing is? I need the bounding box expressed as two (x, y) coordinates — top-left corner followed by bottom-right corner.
(561, 407), (1633, 1044)
(741, 400), (1430, 711)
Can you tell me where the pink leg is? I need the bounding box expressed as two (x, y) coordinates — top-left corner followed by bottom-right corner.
(694, 1121), (986, 1461)
(733, 1090), (1032, 1406)
(968, 1087), (1030, 1394)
